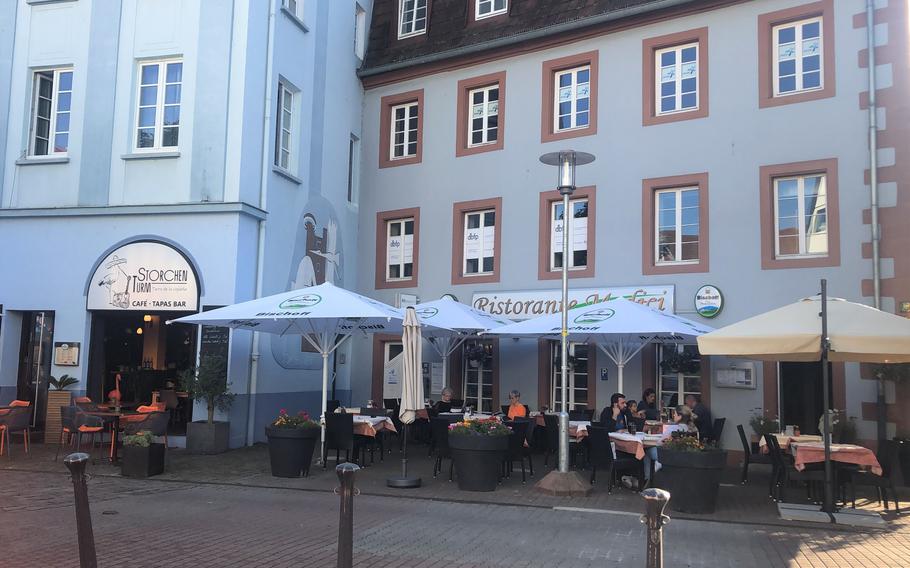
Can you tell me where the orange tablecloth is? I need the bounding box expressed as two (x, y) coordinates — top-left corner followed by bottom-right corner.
(758, 434), (823, 454)
(609, 432), (648, 460)
(792, 442), (882, 476)
(353, 416), (397, 438)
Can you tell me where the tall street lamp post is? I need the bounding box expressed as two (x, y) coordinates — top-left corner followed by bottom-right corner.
(540, 150), (595, 475)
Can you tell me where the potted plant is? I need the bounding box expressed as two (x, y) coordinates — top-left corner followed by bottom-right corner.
(447, 418), (510, 491)
(749, 410), (779, 452)
(179, 355), (235, 454)
(464, 344), (489, 369)
(266, 409), (320, 478)
(655, 432), (728, 514)
(817, 410), (858, 444)
(121, 430), (165, 478)
(45, 375), (79, 444)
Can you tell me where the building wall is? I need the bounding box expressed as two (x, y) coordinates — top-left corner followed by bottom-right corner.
(354, 0), (882, 451)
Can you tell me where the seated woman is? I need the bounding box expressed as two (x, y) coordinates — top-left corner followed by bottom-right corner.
(506, 390), (527, 420)
(672, 405), (699, 433)
(431, 387), (455, 414)
(639, 388), (660, 421)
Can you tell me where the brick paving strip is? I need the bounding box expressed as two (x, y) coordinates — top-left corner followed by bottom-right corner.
(3, 446), (909, 567)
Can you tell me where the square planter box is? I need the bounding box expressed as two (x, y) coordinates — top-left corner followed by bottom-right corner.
(44, 390), (72, 444)
(186, 421), (230, 454)
(121, 443), (165, 478)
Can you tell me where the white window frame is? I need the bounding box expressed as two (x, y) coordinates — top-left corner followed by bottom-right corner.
(654, 187), (699, 265)
(283, 0), (300, 17)
(549, 198), (588, 271)
(475, 0), (507, 20)
(463, 209), (495, 276)
(385, 217), (415, 282)
(657, 344), (702, 410)
(553, 65), (591, 133)
(772, 16), (824, 97)
(654, 42), (698, 116)
(467, 84), (499, 148)
(773, 174), (828, 259)
(347, 134), (360, 205)
(134, 59), (183, 152)
(551, 342), (589, 412)
(398, 0), (428, 39)
(354, 3), (367, 60)
(28, 67), (73, 157)
(389, 101), (419, 160)
(275, 81), (295, 172)
(462, 339), (494, 413)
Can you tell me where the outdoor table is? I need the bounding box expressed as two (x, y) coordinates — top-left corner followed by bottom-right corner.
(352, 415), (396, 438)
(83, 410), (139, 463)
(790, 442), (883, 475)
(758, 433), (823, 454)
(569, 420), (590, 440)
(609, 432), (649, 460)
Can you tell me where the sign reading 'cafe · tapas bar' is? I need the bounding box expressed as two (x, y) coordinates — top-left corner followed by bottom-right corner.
(471, 285), (675, 321)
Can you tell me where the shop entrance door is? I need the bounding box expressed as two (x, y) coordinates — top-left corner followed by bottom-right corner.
(780, 361), (832, 435)
(16, 311), (55, 428)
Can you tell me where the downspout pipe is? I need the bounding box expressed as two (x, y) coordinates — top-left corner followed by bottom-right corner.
(246, 0), (277, 446)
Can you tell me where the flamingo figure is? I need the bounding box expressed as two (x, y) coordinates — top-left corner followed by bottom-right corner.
(107, 373), (122, 404)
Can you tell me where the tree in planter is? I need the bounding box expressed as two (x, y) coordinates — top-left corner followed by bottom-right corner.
(45, 375), (81, 444)
(49, 374), (80, 390)
(178, 355), (234, 425)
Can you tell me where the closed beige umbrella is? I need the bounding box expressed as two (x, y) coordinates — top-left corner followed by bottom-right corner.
(387, 306), (423, 488)
(697, 295), (910, 363)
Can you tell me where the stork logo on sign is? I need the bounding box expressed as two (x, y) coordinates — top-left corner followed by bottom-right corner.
(574, 308), (615, 324)
(416, 307), (439, 319)
(279, 294), (321, 310)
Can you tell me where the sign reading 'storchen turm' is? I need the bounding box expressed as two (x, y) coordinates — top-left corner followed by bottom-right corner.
(87, 242), (199, 311)
(471, 285), (675, 321)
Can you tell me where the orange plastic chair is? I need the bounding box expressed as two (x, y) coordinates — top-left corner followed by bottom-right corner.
(9, 400), (30, 407)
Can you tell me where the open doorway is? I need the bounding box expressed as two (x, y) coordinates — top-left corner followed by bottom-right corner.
(779, 361), (833, 435)
(16, 311), (55, 429)
(87, 311), (196, 434)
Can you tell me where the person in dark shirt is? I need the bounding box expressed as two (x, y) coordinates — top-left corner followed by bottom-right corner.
(599, 392), (628, 432)
(639, 388), (660, 421)
(431, 387), (454, 414)
(685, 394), (713, 440)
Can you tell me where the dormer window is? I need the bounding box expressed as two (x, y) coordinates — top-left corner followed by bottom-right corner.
(398, 0), (428, 39)
(476, 0), (506, 20)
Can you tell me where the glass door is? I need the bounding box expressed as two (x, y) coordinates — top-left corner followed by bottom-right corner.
(17, 311), (55, 428)
(462, 339), (494, 412)
(551, 342), (589, 411)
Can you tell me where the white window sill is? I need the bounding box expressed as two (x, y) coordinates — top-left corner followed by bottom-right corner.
(397, 30), (427, 40)
(26, 0), (78, 5)
(272, 165), (302, 185)
(281, 6), (309, 33)
(475, 10), (508, 20)
(773, 254), (828, 261)
(656, 260), (700, 267)
(121, 151), (181, 161)
(16, 156), (70, 166)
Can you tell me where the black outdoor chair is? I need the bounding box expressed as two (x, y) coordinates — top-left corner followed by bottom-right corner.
(737, 424), (772, 485)
(323, 413), (367, 469)
(503, 420), (531, 483)
(159, 389), (180, 428)
(568, 409), (594, 422)
(766, 433), (828, 503)
(851, 439), (901, 513)
(710, 417), (726, 446)
(326, 400), (342, 414)
(587, 425), (643, 491)
(0, 406), (31, 458)
(55, 406), (104, 463)
(430, 417), (455, 481)
(450, 399), (465, 410)
(543, 414), (559, 467)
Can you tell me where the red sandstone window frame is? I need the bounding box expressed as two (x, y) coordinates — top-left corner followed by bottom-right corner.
(451, 197), (502, 285)
(455, 71), (506, 157)
(641, 173), (709, 276)
(759, 158), (840, 270)
(642, 27), (709, 126)
(537, 186), (596, 280)
(540, 50), (598, 143)
(757, 0), (835, 109)
(379, 89), (424, 168)
(375, 207), (421, 289)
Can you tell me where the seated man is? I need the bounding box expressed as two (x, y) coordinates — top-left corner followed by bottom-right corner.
(431, 387), (455, 414)
(506, 389), (527, 420)
(685, 394), (713, 440)
(599, 392), (628, 433)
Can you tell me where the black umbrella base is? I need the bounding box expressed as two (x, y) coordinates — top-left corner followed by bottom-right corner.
(387, 476), (422, 488)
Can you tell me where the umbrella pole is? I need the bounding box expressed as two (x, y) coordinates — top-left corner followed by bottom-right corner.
(320, 351), (329, 465)
(617, 362), (624, 395)
(820, 279), (834, 515)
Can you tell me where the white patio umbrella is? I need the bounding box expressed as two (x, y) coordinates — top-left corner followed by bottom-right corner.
(168, 282), (450, 450)
(414, 297), (513, 391)
(487, 299), (713, 394)
(388, 307), (423, 488)
(697, 281), (910, 514)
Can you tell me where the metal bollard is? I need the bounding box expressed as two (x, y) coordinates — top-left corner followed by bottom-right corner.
(640, 488), (670, 568)
(335, 462), (360, 568)
(64, 453), (98, 568)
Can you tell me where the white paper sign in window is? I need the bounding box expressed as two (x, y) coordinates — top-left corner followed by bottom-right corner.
(464, 210), (495, 275)
(386, 218), (414, 280)
(550, 199), (588, 270)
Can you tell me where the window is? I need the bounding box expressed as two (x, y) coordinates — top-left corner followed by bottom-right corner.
(398, 0), (427, 39)
(759, 159), (839, 269)
(274, 82), (294, 171)
(656, 43), (698, 115)
(135, 59), (182, 150)
(658, 344), (702, 410)
(452, 197), (501, 284)
(550, 198), (588, 271)
(462, 339), (496, 413)
(376, 207), (420, 289)
(390, 102), (418, 159)
(758, 1), (834, 108)
(29, 68), (72, 156)
(379, 90), (423, 168)
(476, 0), (506, 19)
(283, 0), (299, 17)
(655, 187), (699, 264)
(642, 173), (708, 275)
(554, 66), (590, 132)
(541, 51), (598, 143)
(347, 135), (360, 204)
(774, 174), (828, 258)
(467, 85), (498, 147)
(354, 4), (367, 60)
(551, 342), (589, 412)
(386, 218), (415, 281)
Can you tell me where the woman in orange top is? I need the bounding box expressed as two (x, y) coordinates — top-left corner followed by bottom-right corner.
(507, 390), (527, 420)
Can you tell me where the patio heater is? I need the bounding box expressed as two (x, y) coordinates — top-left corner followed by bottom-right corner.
(540, 150), (595, 474)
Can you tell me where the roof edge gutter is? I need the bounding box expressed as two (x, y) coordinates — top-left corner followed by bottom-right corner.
(359, 0), (702, 79)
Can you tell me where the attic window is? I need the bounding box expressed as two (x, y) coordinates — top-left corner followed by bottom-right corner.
(398, 0), (428, 39)
(476, 0), (507, 20)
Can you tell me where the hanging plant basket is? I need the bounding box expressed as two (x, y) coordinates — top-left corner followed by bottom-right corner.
(660, 351), (700, 374)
